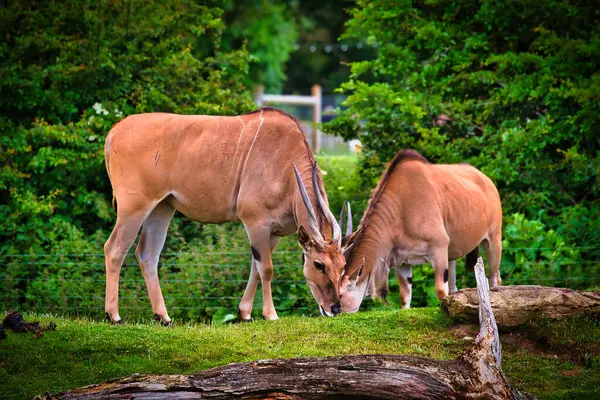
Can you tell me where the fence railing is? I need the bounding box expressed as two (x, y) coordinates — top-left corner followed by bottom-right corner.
(254, 84), (322, 152)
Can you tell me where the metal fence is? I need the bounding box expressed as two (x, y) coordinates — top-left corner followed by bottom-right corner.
(1, 247), (599, 321)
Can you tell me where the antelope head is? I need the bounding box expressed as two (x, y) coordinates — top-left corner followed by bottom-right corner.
(293, 163), (345, 317)
(338, 202), (372, 313)
(339, 256), (368, 313)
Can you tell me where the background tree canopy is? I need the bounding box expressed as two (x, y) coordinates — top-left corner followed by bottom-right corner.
(221, 0), (298, 93)
(0, 0), (357, 320)
(0, 0), (254, 255)
(0, 0), (598, 321)
(326, 0), (600, 278)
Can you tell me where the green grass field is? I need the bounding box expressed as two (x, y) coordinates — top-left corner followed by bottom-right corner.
(1, 309), (599, 400)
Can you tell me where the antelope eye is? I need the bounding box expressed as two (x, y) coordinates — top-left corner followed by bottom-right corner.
(314, 261), (326, 272)
(302, 253), (305, 263)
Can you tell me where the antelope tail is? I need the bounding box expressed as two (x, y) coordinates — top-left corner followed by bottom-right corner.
(105, 126), (117, 213)
(465, 247), (480, 272)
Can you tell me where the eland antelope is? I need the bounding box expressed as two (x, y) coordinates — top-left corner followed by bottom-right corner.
(338, 150), (502, 312)
(103, 107), (345, 324)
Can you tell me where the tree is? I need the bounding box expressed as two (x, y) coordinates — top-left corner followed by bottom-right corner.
(283, 0), (373, 95)
(0, 0), (254, 254)
(221, 0), (299, 93)
(326, 0), (600, 292)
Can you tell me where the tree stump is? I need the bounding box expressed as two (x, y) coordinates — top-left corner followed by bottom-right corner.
(40, 258), (533, 400)
(441, 285), (600, 328)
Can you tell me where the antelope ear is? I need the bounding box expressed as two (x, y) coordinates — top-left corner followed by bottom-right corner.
(348, 258), (365, 283)
(297, 225), (311, 249)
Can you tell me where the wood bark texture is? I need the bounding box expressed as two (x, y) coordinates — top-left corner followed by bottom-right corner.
(441, 285), (600, 328)
(40, 258), (534, 400)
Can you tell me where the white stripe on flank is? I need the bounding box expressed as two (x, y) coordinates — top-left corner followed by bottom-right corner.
(232, 116), (247, 170)
(241, 111), (264, 174)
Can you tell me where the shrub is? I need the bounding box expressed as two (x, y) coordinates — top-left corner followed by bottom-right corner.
(324, 0), (600, 292)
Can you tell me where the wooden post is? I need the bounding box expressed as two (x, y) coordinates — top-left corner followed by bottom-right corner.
(253, 84), (322, 153)
(311, 84), (322, 153)
(254, 85), (264, 107)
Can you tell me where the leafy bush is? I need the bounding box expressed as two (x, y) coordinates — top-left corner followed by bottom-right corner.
(315, 154), (364, 227)
(325, 0), (600, 292)
(1, 1), (254, 255)
(0, 1), (256, 321)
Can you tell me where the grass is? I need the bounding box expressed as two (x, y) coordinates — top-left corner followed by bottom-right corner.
(1, 309), (599, 400)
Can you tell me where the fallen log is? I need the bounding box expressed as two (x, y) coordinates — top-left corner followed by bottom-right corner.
(441, 285), (600, 328)
(40, 258), (533, 400)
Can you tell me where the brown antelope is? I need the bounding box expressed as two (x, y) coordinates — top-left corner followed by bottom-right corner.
(103, 107), (345, 324)
(338, 150), (502, 312)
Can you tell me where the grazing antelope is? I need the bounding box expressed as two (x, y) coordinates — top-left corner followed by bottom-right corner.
(338, 150), (502, 312)
(103, 107), (345, 324)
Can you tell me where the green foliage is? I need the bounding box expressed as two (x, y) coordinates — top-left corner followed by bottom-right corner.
(325, 0), (600, 286)
(501, 213), (586, 287)
(222, 0), (298, 93)
(0, 0), (254, 255)
(1, 116), (114, 254)
(0, 223), (312, 322)
(315, 154), (365, 224)
(283, 0), (376, 94)
(0, 0), (258, 321)
(0, 0), (253, 124)
(2, 0), (599, 323)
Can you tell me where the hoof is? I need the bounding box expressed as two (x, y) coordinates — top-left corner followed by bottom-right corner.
(105, 313), (123, 325)
(234, 309), (253, 323)
(262, 314), (279, 321)
(154, 314), (172, 327)
(236, 307), (253, 323)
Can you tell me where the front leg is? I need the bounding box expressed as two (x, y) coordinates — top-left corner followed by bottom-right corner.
(240, 225), (279, 321)
(238, 259), (260, 321)
(394, 264), (412, 309)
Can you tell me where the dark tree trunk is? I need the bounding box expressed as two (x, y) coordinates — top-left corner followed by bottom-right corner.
(441, 285), (600, 328)
(39, 259), (534, 400)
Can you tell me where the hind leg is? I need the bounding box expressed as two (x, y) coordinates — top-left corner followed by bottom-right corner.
(482, 233), (502, 287)
(448, 259), (458, 294)
(104, 199), (153, 323)
(431, 247), (450, 301)
(394, 264), (412, 309)
(135, 201), (175, 325)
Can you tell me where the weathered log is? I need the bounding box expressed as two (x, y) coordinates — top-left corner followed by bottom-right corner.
(441, 285), (600, 328)
(40, 258), (533, 400)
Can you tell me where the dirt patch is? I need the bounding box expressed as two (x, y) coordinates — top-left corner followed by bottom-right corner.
(560, 369), (580, 377)
(450, 323), (479, 341)
(501, 331), (552, 356)
(450, 322), (586, 365)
